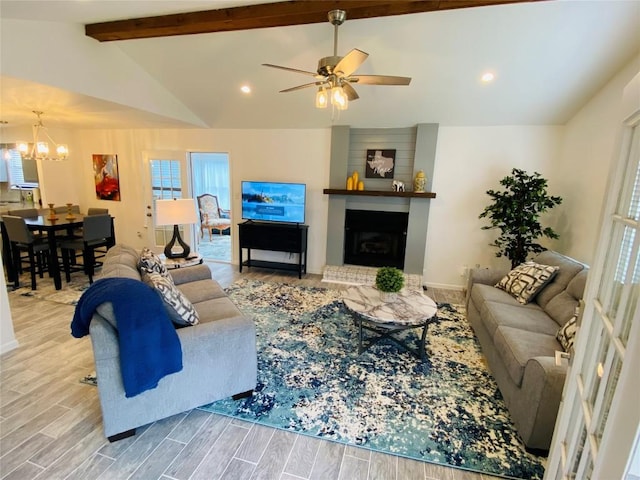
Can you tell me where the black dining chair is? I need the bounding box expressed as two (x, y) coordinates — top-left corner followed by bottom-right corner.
(87, 207), (109, 215)
(85, 207), (110, 261)
(7, 208), (39, 218)
(2, 215), (50, 290)
(60, 214), (113, 284)
(8, 208), (47, 237)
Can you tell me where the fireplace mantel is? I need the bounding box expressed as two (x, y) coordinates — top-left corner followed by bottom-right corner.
(323, 189), (436, 199)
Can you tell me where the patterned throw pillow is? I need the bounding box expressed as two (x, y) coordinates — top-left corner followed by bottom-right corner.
(557, 310), (579, 352)
(138, 247), (171, 280)
(142, 272), (199, 326)
(495, 261), (559, 304)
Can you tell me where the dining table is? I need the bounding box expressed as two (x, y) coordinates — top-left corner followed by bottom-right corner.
(1, 212), (116, 290)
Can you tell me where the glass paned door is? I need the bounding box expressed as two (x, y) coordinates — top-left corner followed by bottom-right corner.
(150, 157), (190, 248)
(190, 152), (231, 262)
(546, 75), (640, 480)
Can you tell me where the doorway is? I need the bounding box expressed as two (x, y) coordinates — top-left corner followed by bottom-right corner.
(190, 152), (231, 262)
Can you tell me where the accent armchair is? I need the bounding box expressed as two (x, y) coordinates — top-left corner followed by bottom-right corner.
(197, 194), (231, 241)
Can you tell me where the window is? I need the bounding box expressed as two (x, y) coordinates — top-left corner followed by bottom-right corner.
(4, 147), (39, 188)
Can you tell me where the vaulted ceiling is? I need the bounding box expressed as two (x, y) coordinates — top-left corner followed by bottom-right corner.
(0, 0), (639, 129)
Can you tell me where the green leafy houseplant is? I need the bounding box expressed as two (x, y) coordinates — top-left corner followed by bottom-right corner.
(479, 168), (563, 269)
(375, 267), (405, 293)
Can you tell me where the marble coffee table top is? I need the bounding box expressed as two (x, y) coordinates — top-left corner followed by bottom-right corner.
(342, 286), (438, 327)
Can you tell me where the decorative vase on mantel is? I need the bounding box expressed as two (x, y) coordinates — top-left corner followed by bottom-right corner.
(414, 170), (426, 193)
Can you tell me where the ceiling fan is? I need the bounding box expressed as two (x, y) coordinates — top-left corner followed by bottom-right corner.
(262, 9), (411, 110)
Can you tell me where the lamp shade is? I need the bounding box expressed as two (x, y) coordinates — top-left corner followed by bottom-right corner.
(155, 199), (198, 226)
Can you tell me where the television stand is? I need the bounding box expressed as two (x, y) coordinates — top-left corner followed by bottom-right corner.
(238, 221), (309, 278)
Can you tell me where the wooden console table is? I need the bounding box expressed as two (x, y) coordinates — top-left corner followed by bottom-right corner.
(238, 221), (308, 278)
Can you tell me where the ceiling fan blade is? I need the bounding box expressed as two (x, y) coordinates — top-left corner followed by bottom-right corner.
(349, 75), (412, 86)
(262, 63), (322, 78)
(279, 82), (323, 93)
(342, 82), (359, 101)
(334, 49), (368, 77)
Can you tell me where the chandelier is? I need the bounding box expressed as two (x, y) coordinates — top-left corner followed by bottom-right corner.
(17, 111), (69, 161)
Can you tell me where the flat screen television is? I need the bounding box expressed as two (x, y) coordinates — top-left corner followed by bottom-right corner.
(241, 181), (306, 224)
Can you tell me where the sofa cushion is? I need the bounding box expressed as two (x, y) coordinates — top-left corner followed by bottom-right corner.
(533, 251), (585, 309)
(177, 279), (227, 304)
(567, 269), (588, 300)
(471, 283), (529, 310)
(138, 247), (171, 280)
(142, 272), (199, 326)
(195, 297), (244, 323)
(543, 292), (579, 327)
(496, 262), (559, 304)
(494, 326), (560, 386)
(481, 300), (561, 338)
(100, 245), (141, 280)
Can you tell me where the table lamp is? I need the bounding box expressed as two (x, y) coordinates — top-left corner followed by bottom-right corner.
(155, 198), (198, 259)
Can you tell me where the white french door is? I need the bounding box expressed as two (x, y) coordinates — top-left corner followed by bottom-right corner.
(545, 72), (640, 479)
(144, 151), (192, 251)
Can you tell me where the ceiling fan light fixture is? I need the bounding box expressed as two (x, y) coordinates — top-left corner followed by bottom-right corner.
(331, 85), (348, 110)
(315, 86), (328, 109)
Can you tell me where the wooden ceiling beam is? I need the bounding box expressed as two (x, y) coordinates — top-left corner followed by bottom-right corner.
(85, 0), (542, 42)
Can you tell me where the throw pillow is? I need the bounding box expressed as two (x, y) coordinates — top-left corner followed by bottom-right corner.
(142, 272), (199, 326)
(495, 261), (560, 304)
(557, 308), (579, 352)
(138, 247), (171, 280)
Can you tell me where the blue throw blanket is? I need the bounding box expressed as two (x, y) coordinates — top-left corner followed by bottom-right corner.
(71, 277), (183, 398)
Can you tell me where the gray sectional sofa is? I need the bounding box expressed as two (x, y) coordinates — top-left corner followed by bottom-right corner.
(85, 244), (257, 441)
(466, 250), (588, 451)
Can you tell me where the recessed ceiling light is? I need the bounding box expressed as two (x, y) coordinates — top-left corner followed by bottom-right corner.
(240, 85), (251, 94)
(481, 72), (495, 83)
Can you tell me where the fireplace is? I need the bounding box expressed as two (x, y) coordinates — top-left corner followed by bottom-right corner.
(344, 209), (409, 269)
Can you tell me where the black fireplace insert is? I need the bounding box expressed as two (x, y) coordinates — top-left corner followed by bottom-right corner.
(343, 209), (408, 269)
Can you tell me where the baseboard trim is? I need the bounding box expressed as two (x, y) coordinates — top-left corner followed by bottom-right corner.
(1, 339), (19, 355)
(424, 282), (464, 291)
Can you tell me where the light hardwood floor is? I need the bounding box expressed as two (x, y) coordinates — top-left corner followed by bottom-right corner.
(1, 263), (505, 480)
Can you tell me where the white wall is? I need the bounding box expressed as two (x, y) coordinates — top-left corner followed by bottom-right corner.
(71, 128), (332, 274)
(551, 53), (640, 265)
(422, 54), (640, 289)
(423, 126), (562, 289)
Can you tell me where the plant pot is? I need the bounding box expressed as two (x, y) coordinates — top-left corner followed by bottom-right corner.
(380, 291), (397, 303)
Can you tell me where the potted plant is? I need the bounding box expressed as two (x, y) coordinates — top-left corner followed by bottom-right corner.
(375, 266), (405, 302)
(479, 168), (563, 268)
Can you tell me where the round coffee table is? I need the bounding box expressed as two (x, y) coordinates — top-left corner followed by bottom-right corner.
(342, 286), (438, 361)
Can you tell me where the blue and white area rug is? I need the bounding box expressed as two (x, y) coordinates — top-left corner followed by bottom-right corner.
(200, 280), (545, 479)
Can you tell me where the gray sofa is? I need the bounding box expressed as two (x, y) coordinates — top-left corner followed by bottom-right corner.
(88, 244), (257, 441)
(466, 250), (588, 451)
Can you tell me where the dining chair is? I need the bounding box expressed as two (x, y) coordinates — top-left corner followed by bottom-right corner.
(7, 208), (39, 218)
(2, 215), (50, 290)
(197, 194), (231, 241)
(60, 214), (113, 284)
(85, 208), (110, 260)
(8, 208), (47, 237)
(54, 205), (81, 214)
(87, 207), (109, 215)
